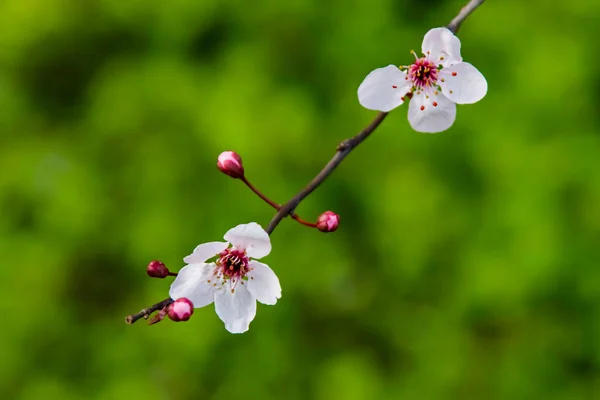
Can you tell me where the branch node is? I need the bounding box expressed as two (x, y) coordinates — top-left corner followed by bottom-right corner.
(337, 140), (351, 151)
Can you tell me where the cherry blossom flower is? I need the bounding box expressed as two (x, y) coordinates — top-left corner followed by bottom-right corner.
(169, 222), (281, 334)
(358, 27), (487, 133)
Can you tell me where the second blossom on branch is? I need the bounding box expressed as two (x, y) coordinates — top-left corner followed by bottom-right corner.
(169, 222), (281, 334)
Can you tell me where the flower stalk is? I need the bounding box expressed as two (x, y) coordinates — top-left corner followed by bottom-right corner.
(241, 176), (319, 228)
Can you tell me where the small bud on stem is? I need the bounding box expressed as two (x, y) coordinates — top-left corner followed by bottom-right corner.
(168, 298), (194, 322)
(147, 260), (169, 278)
(217, 151), (245, 179)
(317, 211), (340, 232)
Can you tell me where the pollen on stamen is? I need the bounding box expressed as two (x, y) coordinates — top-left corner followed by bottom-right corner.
(449, 90), (454, 94)
(420, 105), (425, 111)
(452, 72), (457, 76)
(426, 95), (429, 99)
(434, 91), (439, 95)
(440, 56), (444, 60)
(441, 78), (445, 82)
(231, 289), (235, 293)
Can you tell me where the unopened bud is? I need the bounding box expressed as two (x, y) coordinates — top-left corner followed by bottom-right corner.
(168, 298), (194, 322)
(147, 260), (169, 278)
(317, 211), (340, 232)
(217, 151), (244, 179)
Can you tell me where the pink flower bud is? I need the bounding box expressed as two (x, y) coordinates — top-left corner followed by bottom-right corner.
(217, 151), (245, 179)
(168, 298), (194, 322)
(147, 260), (169, 278)
(317, 211), (340, 232)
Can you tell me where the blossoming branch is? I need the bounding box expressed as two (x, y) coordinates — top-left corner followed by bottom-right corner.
(125, 0), (487, 334)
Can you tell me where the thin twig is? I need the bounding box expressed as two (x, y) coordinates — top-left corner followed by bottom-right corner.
(265, 112), (387, 234)
(265, 0), (486, 235)
(242, 177), (281, 210)
(242, 176), (318, 228)
(125, 0), (486, 324)
(447, 0), (485, 34)
(125, 297), (173, 324)
(291, 213), (318, 228)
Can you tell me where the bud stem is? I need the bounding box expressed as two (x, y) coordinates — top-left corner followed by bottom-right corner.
(241, 177), (281, 209)
(241, 176), (318, 228)
(291, 214), (318, 228)
(167, 271), (178, 277)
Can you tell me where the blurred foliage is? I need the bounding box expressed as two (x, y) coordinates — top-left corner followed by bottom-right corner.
(1, 0), (599, 399)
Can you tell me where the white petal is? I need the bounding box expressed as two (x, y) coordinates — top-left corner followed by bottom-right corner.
(439, 62), (487, 104)
(214, 285), (257, 334)
(407, 91), (456, 133)
(223, 222), (271, 259)
(421, 27), (462, 67)
(357, 65), (411, 112)
(183, 241), (229, 264)
(247, 261), (281, 305)
(169, 263), (216, 308)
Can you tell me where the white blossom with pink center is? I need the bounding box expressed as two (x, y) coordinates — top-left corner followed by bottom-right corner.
(357, 27), (487, 133)
(169, 222), (281, 334)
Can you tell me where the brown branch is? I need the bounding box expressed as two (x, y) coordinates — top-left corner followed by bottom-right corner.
(125, 0), (486, 324)
(242, 176), (319, 228)
(265, 0), (485, 235)
(447, 0), (485, 34)
(266, 112), (387, 234)
(125, 297), (173, 324)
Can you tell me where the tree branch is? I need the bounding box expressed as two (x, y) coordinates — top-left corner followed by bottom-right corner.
(124, 0), (486, 324)
(447, 0), (485, 34)
(125, 297), (173, 324)
(264, 0), (485, 235)
(266, 112), (387, 234)
(241, 177), (318, 228)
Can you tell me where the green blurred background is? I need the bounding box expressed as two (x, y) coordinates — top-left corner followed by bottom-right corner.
(1, 0), (599, 399)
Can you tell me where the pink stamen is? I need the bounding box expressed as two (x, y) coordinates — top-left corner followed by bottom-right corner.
(408, 57), (439, 89)
(215, 248), (250, 285)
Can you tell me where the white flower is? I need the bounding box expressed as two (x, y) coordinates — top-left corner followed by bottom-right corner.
(169, 222), (281, 334)
(357, 27), (487, 133)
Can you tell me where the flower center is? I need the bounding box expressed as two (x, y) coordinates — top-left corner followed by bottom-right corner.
(216, 248), (250, 281)
(408, 57), (438, 89)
